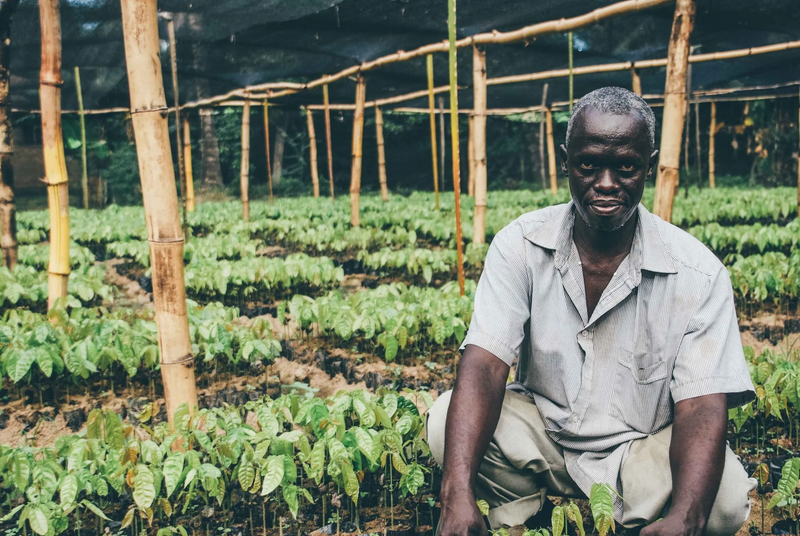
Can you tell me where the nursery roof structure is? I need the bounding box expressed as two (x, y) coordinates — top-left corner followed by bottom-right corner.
(7, 0), (800, 113)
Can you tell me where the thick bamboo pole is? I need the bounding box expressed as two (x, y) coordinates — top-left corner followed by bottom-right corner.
(0, 0), (18, 270)
(39, 0), (69, 310)
(653, 0), (695, 220)
(120, 0), (198, 421)
(182, 115), (195, 210)
(448, 0), (465, 296)
(631, 68), (642, 95)
(426, 54), (440, 209)
(539, 83), (549, 191)
(322, 85), (334, 201)
(439, 96), (446, 192)
(166, 17), (188, 239)
(472, 45), (488, 245)
(694, 100), (701, 189)
(240, 99), (251, 221)
(708, 102), (716, 188)
(545, 107), (557, 195)
(568, 32), (574, 110)
(467, 115), (475, 196)
(263, 99), (274, 203)
(349, 75), (366, 227)
(74, 67), (88, 210)
(375, 106), (388, 201)
(797, 85), (799, 218)
(306, 108), (320, 198)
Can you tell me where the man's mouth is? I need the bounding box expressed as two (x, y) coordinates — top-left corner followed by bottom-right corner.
(588, 200), (624, 216)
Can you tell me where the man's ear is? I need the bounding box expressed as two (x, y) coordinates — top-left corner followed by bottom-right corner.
(648, 149), (659, 178)
(559, 144), (569, 176)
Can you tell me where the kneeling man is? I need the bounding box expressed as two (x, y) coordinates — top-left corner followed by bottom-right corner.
(428, 87), (755, 536)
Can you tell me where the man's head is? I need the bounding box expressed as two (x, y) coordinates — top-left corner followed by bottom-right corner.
(560, 86), (658, 232)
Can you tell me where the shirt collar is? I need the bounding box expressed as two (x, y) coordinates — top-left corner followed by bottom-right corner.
(524, 201), (677, 275)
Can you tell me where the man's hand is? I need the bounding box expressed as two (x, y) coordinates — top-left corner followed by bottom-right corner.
(639, 514), (702, 536)
(438, 493), (488, 536)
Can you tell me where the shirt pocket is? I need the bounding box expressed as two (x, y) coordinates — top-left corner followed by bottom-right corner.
(610, 349), (672, 434)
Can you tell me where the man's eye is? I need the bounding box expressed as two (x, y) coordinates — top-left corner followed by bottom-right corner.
(579, 162), (595, 170)
(620, 164), (635, 172)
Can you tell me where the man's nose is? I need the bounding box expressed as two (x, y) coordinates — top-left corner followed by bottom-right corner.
(593, 168), (619, 192)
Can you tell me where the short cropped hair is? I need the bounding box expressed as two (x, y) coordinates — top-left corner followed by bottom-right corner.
(565, 86), (656, 150)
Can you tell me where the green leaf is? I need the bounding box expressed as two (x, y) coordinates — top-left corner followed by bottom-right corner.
(60, 474), (79, 506)
(283, 484), (299, 519)
(476, 499), (490, 517)
(104, 410), (125, 449)
(238, 458), (256, 491)
(551, 506), (565, 536)
(27, 506), (49, 536)
(567, 502), (585, 536)
(384, 334), (399, 362)
(341, 461), (359, 504)
(133, 464), (156, 510)
(589, 483), (616, 536)
(261, 455), (285, 496)
(81, 500), (110, 520)
(163, 452), (185, 498)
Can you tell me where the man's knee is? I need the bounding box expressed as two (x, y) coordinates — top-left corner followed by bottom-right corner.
(425, 390), (452, 466)
(706, 450), (756, 536)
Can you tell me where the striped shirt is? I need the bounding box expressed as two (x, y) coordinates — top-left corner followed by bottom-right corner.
(461, 201), (754, 517)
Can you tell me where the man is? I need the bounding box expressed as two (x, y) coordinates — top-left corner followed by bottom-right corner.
(427, 87), (756, 536)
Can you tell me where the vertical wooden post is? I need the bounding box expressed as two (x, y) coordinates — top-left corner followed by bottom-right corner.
(74, 67), (88, 210)
(375, 106), (389, 202)
(539, 83), (549, 191)
(426, 54), (440, 209)
(182, 115), (195, 211)
(120, 0), (198, 422)
(448, 0), (465, 296)
(652, 0), (696, 222)
(683, 63), (692, 197)
(166, 17), (188, 239)
(631, 68), (642, 96)
(467, 115), (475, 197)
(545, 107), (557, 195)
(0, 0), (18, 270)
(39, 0), (70, 310)
(708, 101), (716, 189)
(263, 99), (273, 203)
(349, 75), (366, 227)
(322, 85), (334, 201)
(438, 96), (446, 192)
(694, 100), (702, 189)
(568, 32), (574, 111)
(797, 86), (800, 218)
(472, 45), (488, 245)
(306, 108), (320, 197)
(240, 98), (251, 221)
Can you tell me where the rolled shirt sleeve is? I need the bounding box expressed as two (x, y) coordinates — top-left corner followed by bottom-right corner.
(670, 264), (755, 408)
(460, 225), (531, 366)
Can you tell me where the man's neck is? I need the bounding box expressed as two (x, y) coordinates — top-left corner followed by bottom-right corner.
(572, 211), (638, 262)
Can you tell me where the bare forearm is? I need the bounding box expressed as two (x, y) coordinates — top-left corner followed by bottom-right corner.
(668, 394), (728, 532)
(440, 345), (509, 500)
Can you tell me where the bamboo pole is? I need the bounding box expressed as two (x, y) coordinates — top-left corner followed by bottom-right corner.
(708, 101), (715, 188)
(539, 83), (549, 191)
(39, 0), (69, 310)
(426, 54), (440, 209)
(439, 96), (446, 192)
(375, 106), (388, 201)
(182, 115), (195, 211)
(240, 98), (251, 221)
(631, 68), (642, 95)
(545, 107), (557, 195)
(0, 0), (18, 270)
(306, 108), (320, 197)
(652, 0), (696, 221)
(74, 67), (88, 210)
(263, 99), (273, 203)
(797, 85), (799, 218)
(472, 45), (488, 245)
(568, 32), (574, 110)
(694, 100), (702, 189)
(166, 17), (188, 239)
(683, 66), (691, 197)
(120, 0), (198, 422)
(448, 0), (465, 297)
(322, 85), (334, 201)
(349, 75), (366, 227)
(467, 115), (475, 196)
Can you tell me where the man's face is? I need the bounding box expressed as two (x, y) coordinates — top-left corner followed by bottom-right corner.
(560, 107), (657, 232)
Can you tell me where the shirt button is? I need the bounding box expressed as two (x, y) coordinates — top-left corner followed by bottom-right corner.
(571, 416), (579, 423)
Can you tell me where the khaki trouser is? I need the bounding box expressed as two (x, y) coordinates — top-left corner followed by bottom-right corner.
(426, 390), (755, 536)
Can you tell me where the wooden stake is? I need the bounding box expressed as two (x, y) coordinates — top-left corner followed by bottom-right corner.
(652, 0), (696, 222)
(322, 85), (334, 201)
(166, 17), (188, 239)
(426, 54), (440, 209)
(545, 107), (557, 195)
(568, 32), (574, 110)
(0, 0), (18, 270)
(539, 83), (549, 190)
(448, 0), (465, 297)
(439, 96), (446, 192)
(39, 0), (70, 310)
(631, 68), (642, 96)
(472, 45), (488, 245)
(694, 100), (702, 189)
(74, 67), (88, 210)
(183, 115), (195, 210)
(263, 99), (273, 203)
(375, 106), (388, 201)
(467, 115), (475, 196)
(306, 108), (320, 197)
(708, 101), (716, 188)
(349, 75), (366, 227)
(797, 85), (799, 218)
(120, 0), (198, 423)
(240, 98), (251, 221)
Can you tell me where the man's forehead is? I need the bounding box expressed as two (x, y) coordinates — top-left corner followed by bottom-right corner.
(569, 107), (651, 147)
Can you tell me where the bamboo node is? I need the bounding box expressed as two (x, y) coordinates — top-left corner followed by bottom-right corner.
(162, 353), (195, 367)
(38, 77), (64, 87)
(131, 106), (169, 116)
(148, 237), (185, 245)
(43, 176), (68, 186)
